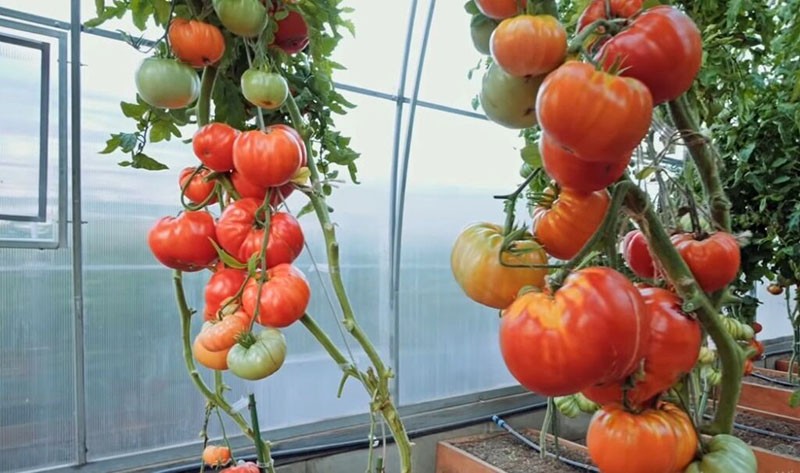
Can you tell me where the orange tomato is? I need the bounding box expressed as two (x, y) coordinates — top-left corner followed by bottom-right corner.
(490, 15), (567, 77)
(197, 310), (252, 352)
(532, 187), (610, 260)
(193, 336), (229, 371)
(169, 18), (225, 67)
(202, 445), (231, 467)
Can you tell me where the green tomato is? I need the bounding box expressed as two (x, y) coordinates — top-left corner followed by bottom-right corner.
(135, 58), (200, 109)
(554, 395), (582, 418)
(685, 435), (757, 473)
(240, 69), (289, 110)
(470, 14), (498, 55)
(212, 0), (268, 37)
(227, 329), (287, 381)
(480, 62), (543, 129)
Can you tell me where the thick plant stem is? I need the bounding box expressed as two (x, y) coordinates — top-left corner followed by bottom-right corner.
(667, 96), (731, 232)
(284, 95), (413, 471)
(623, 180), (743, 434)
(197, 66), (218, 127)
(249, 394), (275, 473)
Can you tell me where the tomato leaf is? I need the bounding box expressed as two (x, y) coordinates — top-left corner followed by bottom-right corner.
(130, 0), (152, 31)
(120, 101), (148, 120)
(151, 0), (171, 26)
(100, 134), (122, 154)
(129, 152), (168, 171)
(274, 9), (290, 21)
(94, 0), (105, 15)
(790, 389), (800, 408)
(296, 201), (315, 219)
(636, 165), (658, 181)
(210, 240), (248, 269)
(463, 0), (480, 15)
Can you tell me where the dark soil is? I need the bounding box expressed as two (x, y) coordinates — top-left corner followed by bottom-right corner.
(455, 433), (595, 473)
(733, 411), (800, 457)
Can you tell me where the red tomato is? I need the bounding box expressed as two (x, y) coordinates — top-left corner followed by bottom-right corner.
(499, 267), (650, 396)
(577, 0), (643, 32)
(490, 15), (567, 77)
(204, 268), (248, 321)
(596, 6), (702, 104)
(272, 10), (309, 54)
(193, 123), (239, 172)
(752, 321), (763, 334)
(536, 61), (653, 163)
(215, 198), (304, 266)
(622, 229), (656, 278)
(197, 310), (251, 352)
(587, 402), (697, 473)
(179, 167), (218, 205)
(201, 445), (231, 467)
(532, 187), (610, 260)
(475, 0), (525, 20)
(583, 287), (702, 407)
(671, 232), (741, 292)
(148, 211), (218, 272)
(241, 263), (311, 328)
(168, 18), (225, 67)
(539, 133), (629, 193)
(233, 127), (303, 187)
(269, 123), (307, 166)
(230, 170), (295, 206)
(749, 339), (765, 360)
(221, 463), (260, 473)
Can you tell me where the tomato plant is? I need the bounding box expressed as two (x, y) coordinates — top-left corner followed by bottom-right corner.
(204, 268), (248, 321)
(179, 167), (218, 205)
(671, 232), (741, 293)
(193, 123), (240, 172)
(241, 69), (289, 110)
(490, 15), (567, 78)
(197, 310), (252, 352)
(622, 229), (656, 278)
(499, 267), (650, 396)
(227, 328), (287, 380)
(233, 127), (304, 187)
(241, 264), (311, 328)
(168, 19), (226, 68)
(532, 187), (610, 260)
(212, 0), (268, 37)
(539, 133), (629, 193)
(684, 434), (757, 473)
(148, 211), (218, 272)
(215, 198), (304, 266)
(596, 6), (703, 105)
(587, 402), (697, 473)
(536, 61), (653, 163)
(135, 58), (200, 109)
(272, 10), (310, 54)
(451, 223), (547, 310)
(480, 62), (544, 129)
(202, 445), (232, 467)
(583, 287), (702, 407)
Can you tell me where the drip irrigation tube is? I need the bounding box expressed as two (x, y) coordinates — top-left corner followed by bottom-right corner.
(492, 415), (599, 472)
(749, 371), (800, 388)
(702, 414), (800, 443)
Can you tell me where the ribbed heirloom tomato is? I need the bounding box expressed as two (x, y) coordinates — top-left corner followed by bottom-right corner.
(269, 124), (307, 166)
(622, 229), (656, 278)
(202, 445), (231, 467)
(583, 287), (702, 407)
(168, 19), (225, 67)
(135, 58), (200, 109)
(227, 328), (287, 380)
(499, 267), (650, 396)
(215, 198), (304, 266)
(587, 402), (697, 473)
(532, 187), (610, 260)
(685, 434), (757, 473)
(193, 123), (239, 172)
(221, 462), (260, 473)
(272, 10), (310, 54)
(179, 167), (217, 205)
(450, 223), (547, 310)
(671, 232), (741, 292)
(536, 61), (653, 163)
(204, 268), (247, 321)
(480, 62), (544, 129)
(539, 133), (629, 193)
(596, 6), (703, 104)
(212, 0), (267, 37)
(490, 15), (567, 77)
(241, 264), (311, 328)
(233, 126), (304, 187)
(577, 0), (643, 32)
(148, 211), (218, 272)
(474, 0), (525, 20)
(197, 310), (251, 352)
(193, 336), (229, 370)
(230, 171), (295, 206)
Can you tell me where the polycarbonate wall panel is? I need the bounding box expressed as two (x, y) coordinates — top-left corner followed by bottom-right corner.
(398, 108), (522, 404)
(0, 247), (76, 471)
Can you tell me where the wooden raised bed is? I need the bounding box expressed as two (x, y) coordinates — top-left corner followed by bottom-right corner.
(774, 358), (800, 375)
(741, 367), (800, 421)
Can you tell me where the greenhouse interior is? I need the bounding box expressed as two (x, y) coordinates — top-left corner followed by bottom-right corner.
(1, 0), (799, 472)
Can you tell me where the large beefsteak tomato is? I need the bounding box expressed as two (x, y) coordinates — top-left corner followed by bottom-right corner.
(499, 267), (650, 396)
(490, 15), (566, 78)
(148, 211), (218, 271)
(193, 123), (239, 172)
(622, 229), (656, 278)
(168, 19), (225, 67)
(451, 223), (547, 310)
(230, 171), (295, 206)
(532, 187), (610, 260)
(539, 133), (629, 193)
(197, 309), (251, 352)
(204, 268), (248, 321)
(233, 127), (303, 187)
(227, 328), (287, 380)
(671, 232), (740, 292)
(241, 264), (310, 328)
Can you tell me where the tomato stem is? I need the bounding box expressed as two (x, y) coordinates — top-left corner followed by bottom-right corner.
(197, 66), (218, 127)
(249, 394), (275, 473)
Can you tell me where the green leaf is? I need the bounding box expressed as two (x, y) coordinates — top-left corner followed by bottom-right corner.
(274, 9), (290, 21)
(520, 144), (541, 168)
(774, 175), (791, 185)
(463, 0), (480, 15)
(210, 240), (248, 269)
(119, 132), (139, 153)
(152, 0), (171, 26)
(100, 134), (122, 154)
(296, 201), (315, 219)
(641, 0), (661, 9)
(120, 101), (148, 119)
(636, 165), (659, 181)
(130, 0), (152, 31)
(94, 0), (106, 15)
(790, 389), (800, 408)
(130, 152), (168, 171)
(150, 120), (175, 143)
(726, 0), (743, 28)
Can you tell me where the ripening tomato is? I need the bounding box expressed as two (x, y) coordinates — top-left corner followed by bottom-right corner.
(500, 267), (650, 396)
(272, 10), (309, 54)
(536, 61), (653, 163)
(221, 462), (260, 473)
(193, 336), (229, 370)
(202, 445), (231, 467)
(268, 124), (307, 166)
(474, 0), (525, 20)
(193, 123), (239, 172)
(230, 171), (295, 206)
(241, 264), (311, 328)
(577, 0), (643, 32)
(451, 223), (548, 310)
(767, 283), (783, 295)
(596, 6), (702, 104)
(227, 328), (287, 380)
(685, 434), (757, 473)
(622, 229), (656, 278)
(539, 133), (629, 193)
(148, 211), (218, 272)
(204, 268), (247, 321)
(671, 232), (741, 292)
(197, 310), (251, 352)
(168, 19), (225, 67)
(480, 62), (544, 129)
(749, 339), (765, 360)
(135, 58), (200, 109)
(213, 0), (268, 37)
(583, 287), (702, 407)
(752, 321), (763, 334)
(215, 198), (304, 266)
(532, 187), (610, 260)
(241, 69), (289, 110)
(490, 15), (567, 77)
(233, 127), (303, 187)
(587, 402), (697, 473)
(179, 167), (218, 205)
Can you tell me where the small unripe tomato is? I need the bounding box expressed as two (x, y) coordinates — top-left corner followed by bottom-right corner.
(767, 283), (783, 295)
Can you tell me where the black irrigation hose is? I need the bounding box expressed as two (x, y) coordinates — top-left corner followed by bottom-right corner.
(750, 371), (800, 388)
(702, 414), (800, 443)
(492, 415), (600, 472)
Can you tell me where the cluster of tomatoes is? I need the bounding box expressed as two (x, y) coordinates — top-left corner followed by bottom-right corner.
(456, 1), (758, 472)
